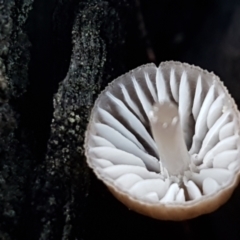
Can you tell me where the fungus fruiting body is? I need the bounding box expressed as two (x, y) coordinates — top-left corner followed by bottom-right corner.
(84, 61), (240, 220)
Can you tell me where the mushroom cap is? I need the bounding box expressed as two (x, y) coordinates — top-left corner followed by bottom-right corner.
(84, 61), (240, 220)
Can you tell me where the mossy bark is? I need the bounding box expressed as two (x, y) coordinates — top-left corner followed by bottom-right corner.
(0, 1), (34, 239)
(0, 0), (134, 239)
(29, 0), (134, 239)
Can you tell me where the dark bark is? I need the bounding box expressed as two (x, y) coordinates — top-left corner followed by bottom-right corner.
(0, 0), (33, 239)
(29, 0), (134, 239)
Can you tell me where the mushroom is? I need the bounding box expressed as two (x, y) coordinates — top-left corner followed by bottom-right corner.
(84, 61), (240, 220)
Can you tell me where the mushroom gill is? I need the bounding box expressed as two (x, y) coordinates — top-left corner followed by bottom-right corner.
(84, 61), (240, 220)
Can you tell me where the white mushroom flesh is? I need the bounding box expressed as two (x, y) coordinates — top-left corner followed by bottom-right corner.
(85, 61), (240, 206)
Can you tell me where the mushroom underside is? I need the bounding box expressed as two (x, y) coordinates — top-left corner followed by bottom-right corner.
(85, 61), (240, 219)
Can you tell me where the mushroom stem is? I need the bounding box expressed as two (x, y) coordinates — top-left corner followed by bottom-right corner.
(149, 102), (190, 176)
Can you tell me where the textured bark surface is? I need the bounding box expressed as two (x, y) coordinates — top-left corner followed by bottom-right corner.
(1, 0), (240, 239)
(31, 1), (132, 239)
(0, 1), (33, 239)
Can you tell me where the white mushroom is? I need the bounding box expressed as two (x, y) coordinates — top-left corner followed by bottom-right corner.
(84, 61), (240, 221)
